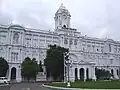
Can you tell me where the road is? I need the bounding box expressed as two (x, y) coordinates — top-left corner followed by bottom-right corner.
(0, 83), (52, 90)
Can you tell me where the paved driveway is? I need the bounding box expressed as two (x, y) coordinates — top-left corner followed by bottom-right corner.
(0, 83), (52, 90)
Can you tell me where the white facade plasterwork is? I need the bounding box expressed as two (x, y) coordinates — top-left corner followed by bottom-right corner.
(0, 4), (120, 82)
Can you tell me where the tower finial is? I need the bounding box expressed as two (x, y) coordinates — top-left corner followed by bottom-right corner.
(59, 2), (66, 9)
(61, 3), (63, 6)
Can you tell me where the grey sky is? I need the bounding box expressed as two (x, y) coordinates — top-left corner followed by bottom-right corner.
(0, 0), (120, 41)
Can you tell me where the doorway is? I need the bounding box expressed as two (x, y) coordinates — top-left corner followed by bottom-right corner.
(11, 67), (16, 80)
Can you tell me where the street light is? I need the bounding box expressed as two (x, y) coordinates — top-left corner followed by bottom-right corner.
(64, 52), (72, 87)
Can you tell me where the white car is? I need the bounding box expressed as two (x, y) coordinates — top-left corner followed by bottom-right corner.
(0, 77), (9, 84)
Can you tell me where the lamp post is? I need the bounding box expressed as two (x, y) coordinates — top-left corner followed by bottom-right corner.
(64, 52), (72, 87)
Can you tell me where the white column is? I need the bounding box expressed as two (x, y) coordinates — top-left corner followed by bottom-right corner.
(89, 67), (92, 79)
(31, 34), (33, 47)
(69, 67), (75, 82)
(22, 32), (24, 46)
(84, 68), (86, 81)
(9, 48), (11, 62)
(11, 31), (13, 44)
(45, 36), (46, 47)
(20, 32), (22, 45)
(6, 47), (9, 62)
(114, 68), (119, 79)
(20, 49), (22, 63)
(9, 31), (11, 44)
(16, 66), (22, 82)
(8, 30), (10, 44)
(92, 66), (96, 81)
(8, 67), (11, 81)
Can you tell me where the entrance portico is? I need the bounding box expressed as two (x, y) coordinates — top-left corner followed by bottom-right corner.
(69, 60), (96, 82)
(8, 63), (22, 82)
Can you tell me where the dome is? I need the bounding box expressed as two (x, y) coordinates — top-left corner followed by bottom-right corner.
(8, 24), (25, 31)
(55, 3), (70, 16)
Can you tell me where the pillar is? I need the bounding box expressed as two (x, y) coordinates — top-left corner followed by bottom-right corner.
(16, 65), (22, 82)
(8, 67), (11, 81)
(113, 68), (119, 79)
(22, 32), (24, 46)
(88, 67), (92, 79)
(92, 66), (96, 81)
(69, 67), (75, 82)
(11, 31), (13, 44)
(20, 49), (22, 63)
(7, 47), (9, 62)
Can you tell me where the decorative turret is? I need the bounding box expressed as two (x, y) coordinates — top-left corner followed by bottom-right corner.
(54, 3), (71, 30)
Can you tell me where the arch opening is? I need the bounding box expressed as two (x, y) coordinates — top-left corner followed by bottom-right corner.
(63, 25), (66, 28)
(11, 67), (16, 80)
(117, 69), (119, 76)
(111, 69), (114, 77)
(80, 68), (84, 80)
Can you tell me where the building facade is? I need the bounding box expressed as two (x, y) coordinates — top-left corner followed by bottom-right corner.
(0, 4), (120, 82)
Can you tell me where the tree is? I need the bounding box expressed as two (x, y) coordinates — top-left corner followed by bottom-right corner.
(44, 44), (69, 80)
(21, 57), (39, 81)
(95, 68), (112, 80)
(0, 57), (9, 77)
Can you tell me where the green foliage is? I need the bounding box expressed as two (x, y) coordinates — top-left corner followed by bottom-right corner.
(44, 44), (69, 80)
(95, 68), (112, 80)
(0, 57), (9, 77)
(21, 57), (39, 81)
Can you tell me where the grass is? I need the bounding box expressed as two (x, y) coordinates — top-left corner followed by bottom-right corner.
(46, 80), (120, 89)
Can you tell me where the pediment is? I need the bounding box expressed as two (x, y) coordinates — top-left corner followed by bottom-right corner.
(78, 60), (95, 65)
(78, 60), (88, 64)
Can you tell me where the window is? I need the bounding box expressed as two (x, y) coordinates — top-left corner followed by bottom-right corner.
(13, 32), (19, 44)
(64, 38), (68, 44)
(74, 39), (77, 45)
(110, 59), (113, 64)
(11, 52), (18, 62)
(83, 47), (85, 51)
(109, 44), (111, 52)
(63, 25), (66, 28)
(69, 39), (73, 45)
(92, 45), (95, 51)
(97, 49), (99, 51)
(101, 47), (103, 52)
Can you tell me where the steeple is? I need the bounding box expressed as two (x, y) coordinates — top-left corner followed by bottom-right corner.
(54, 3), (71, 30)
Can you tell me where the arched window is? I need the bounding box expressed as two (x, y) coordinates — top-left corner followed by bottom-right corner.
(110, 59), (113, 64)
(69, 39), (73, 45)
(63, 25), (66, 28)
(74, 39), (77, 45)
(13, 32), (19, 44)
(64, 38), (68, 44)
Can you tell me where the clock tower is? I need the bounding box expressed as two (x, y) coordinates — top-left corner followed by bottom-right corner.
(54, 3), (71, 29)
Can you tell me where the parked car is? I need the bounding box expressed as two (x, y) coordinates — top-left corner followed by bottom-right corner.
(0, 77), (9, 84)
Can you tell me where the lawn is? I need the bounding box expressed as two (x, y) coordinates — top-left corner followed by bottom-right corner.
(46, 80), (120, 89)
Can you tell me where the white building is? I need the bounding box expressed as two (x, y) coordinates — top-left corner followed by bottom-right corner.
(0, 4), (120, 82)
